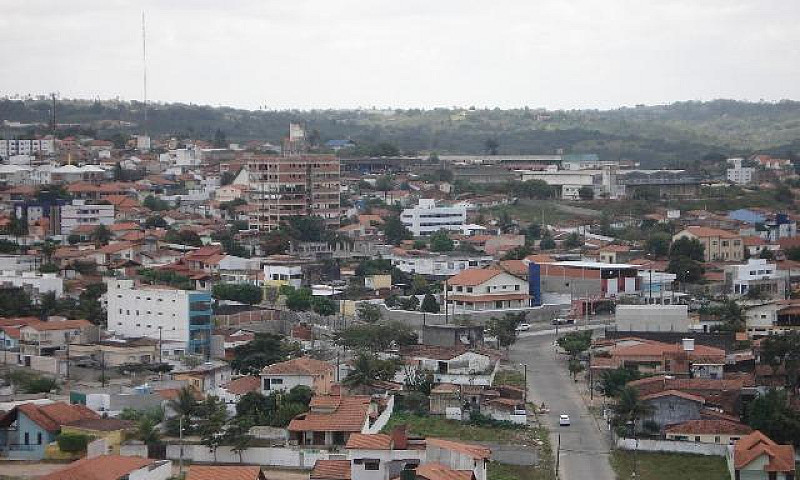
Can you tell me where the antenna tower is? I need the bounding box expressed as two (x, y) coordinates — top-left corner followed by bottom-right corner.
(142, 12), (148, 136)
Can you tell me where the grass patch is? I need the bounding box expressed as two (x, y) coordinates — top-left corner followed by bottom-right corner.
(384, 412), (538, 444)
(488, 426), (556, 480)
(610, 451), (729, 480)
(494, 369), (526, 388)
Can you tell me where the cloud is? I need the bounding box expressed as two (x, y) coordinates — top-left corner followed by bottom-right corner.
(1, 0), (798, 109)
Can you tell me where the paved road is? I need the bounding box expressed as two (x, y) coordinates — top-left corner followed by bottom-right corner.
(510, 331), (615, 480)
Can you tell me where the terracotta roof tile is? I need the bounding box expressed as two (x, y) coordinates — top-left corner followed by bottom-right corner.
(641, 389), (706, 404)
(345, 433), (393, 450)
(446, 268), (503, 286)
(681, 226), (739, 239)
(415, 463), (474, 480)
(261, 356), (334, 376)
(225, 376), (261, 396)
(310, 460), (351, 480)
(40, 455), (157, 480)
(734, 431), (795, 472)
(665, 419), (752, 436)
(4, 402), (100, 433)
(288, 395), (370, 433)
(186, 466), (263, 480)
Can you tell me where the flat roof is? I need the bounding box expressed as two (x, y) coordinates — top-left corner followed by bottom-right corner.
(548, 261), (636, 269)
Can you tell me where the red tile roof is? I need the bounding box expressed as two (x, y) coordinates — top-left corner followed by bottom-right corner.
(447, 268), (502, 286)
(40, 455), (157, 480)
(426, 438), (491, 459)
(2, 402), (100, 433)
(415, 463), (474, 480)
(665, 419), (752, 436)
(734, 431), (795, 472)
(345, 433), (393, 450)
(681, 226), (739, 239)
(186, 466), (264, 480)
(225, 376), (261, 396)
(261, 356), (334, 376)
(288, 395), (370, 433)
(310, 460), (351, 480)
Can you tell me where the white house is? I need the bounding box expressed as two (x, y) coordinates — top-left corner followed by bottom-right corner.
(60, 200), (115, 235)
(401, 199), (466, 236)
(387, 250), (494, 277)
(260, 356), (335, 395)
(724, 259), (781, 299)
(398, 346), (500, 387)
(445, 268), (530, 312)
(0, 271), (63, 299)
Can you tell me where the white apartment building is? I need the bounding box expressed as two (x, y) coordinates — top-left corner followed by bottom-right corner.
(0, 271), (63, 299)
(60, 200), (115, 234)
(724, 258), (782, 298)
(106, 279), (213, 356)
(519, 164), (624, 200)
(727, 158), (755, 185)
(264, 264), (304, 288)
(387, 251), (494, 277)
(401, 199), (466, 236)
(159, 148), (201, 167)
(0, 139), (55, 159)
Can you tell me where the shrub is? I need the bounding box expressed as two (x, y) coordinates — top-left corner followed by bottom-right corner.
(57, 432), (92, 453)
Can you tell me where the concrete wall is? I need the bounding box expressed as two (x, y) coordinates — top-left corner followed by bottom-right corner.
(128, 461), (172, 480)
(364, 395), (394, 434)
(644, 395), (703, 428)
(615, 305), (690, 332)
(379, 304), (564, 329)
(616, 438), (727, 456)
(163, 444), (325, 468)
(0, 354), (67, 376)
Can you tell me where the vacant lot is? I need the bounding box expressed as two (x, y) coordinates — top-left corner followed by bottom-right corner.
(610, 451), (729, 480)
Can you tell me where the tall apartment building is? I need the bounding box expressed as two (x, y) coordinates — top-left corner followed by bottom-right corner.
(106, 279), (213, 357)
(60, 200), (115, 234)
(246, 154), (340, 231)
(0, 139), (55, 159)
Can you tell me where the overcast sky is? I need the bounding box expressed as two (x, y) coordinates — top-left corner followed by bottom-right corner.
(2, 0), (799, 110)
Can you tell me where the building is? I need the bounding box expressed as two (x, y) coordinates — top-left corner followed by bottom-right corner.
(0, 139), (55, 159)
(287, 395), (392, 447)
(343, 428), (426, 480)
(247, 154), (340, 231)
(0, 272), (63, 300)
(173, 362), (232, 392)
(529, 260), (640, 301)
(263, 263), (304, 289)
(387, 249), (493, 278)
(399, 345), (500, 387)
(615, 305), (690, 332)
(401, 199), (467, 237)
(60, 200), (114, 235)
(665, 419), (752, 445)
(106, 279), (213, 356)
(445, 269), (529, 312)
(728, 431), (795, 480)
(40, 455), (171, 480)
(519, 164), (624, 200)
(727, 158), (756, 185)
(260, 356), (335, 395)
(673, 227), (745, 262)
(640, 390), (707, 430)
(19, 319), (97, 356)
(590, 338), (725, 378)
(426, 438), (490, 480)
(0, 402), (99, 460)
(422, 325), (484, 348)
(724, 259), (782, 299)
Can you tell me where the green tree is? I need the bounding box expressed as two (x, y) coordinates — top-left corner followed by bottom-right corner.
(645, 233), (672, 257)
(357, 303), (382, 323)
(539, 233), (556, 250)
(759, 331), (800, 390)
(401, 295), (419, 311)
(502, 246), (531, 260)
(484, 137), (500, 155)
(198, 395), (228, 462)
(669, 237), (705, 262)
(667, 256), (704, 283)
(230, 333), (299, 375)
(486, 312), (525, 350)
(223, 416), (254, 463)
(91, 224), (112, 246)
(612, 386), (654, 429)
(600, 368), (642, 398)
(143, 195), (171, 211)
(564, 232), (582, 249)
(383, 216), (412, 245)
(135, 417), (162, 447)
(774, 183), (794, 204)
(164, 229), (202, 247)
(312, 296), (337, 316)
(557, 330), (592, 358)
(213, 128), (228, 148)
(334, 322), (417, 352)
(169, 386), (199, 419)
(429, 230), (454, 252)
(144, 216), (168, 229)
(745, 389), (800, 446)
(236, 391), (275, 425)
(343, 352), (400, 393)
(285, 287), (312, 311)
(568, 358), (585, 381)
(420, 294), (440, 313)
(213, 283), (263, 305)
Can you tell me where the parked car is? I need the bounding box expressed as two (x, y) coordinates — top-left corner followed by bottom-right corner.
(515, 323), (531, 332)
(551, 318), (575, 325)
(559, 414), (571, 426)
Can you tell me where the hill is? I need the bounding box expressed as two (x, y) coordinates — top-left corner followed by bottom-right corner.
(2, 98), (800, 167)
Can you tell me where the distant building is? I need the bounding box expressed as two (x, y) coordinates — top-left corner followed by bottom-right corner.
(59, 200), (114, 234)
(387, 249), (493, 278)
(401, 199), (466, 237)
(246, 154), (340, 231)
(672, 226), (744, 262)
(615, 305), (690, 332)
(0, 139), (55, 159)
(446, 268), (529, 312)
(260, 356), (335, 395)
(727, 158), (755, 185)
(724, 259), (782, 299)
(728, 431), (795, 480)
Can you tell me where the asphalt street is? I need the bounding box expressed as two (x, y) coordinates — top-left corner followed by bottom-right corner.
(510, 330), (615, 480)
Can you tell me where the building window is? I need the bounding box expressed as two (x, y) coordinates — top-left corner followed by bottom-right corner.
(364, 460), (380, 471)
(24, 432), (29, 445)
(37, 433), (42, 445)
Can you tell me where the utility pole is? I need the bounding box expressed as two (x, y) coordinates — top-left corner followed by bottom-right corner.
(100, 350), (106, 387)
(158, 326), (162, 364)
(179, 415), (184, 474)
(555, 433), (561, 479)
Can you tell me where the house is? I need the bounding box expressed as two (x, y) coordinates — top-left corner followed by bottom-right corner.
(186, 466), (266, 480)
(39, 455), (171, 480)
(173, 362), (232, 392)
(311, 460), (352, 480)
(287, 394), (392, 447)
(0, 402), (100, 459)
(672, 227), (744, 262)
(68, 337), (160, 368)
(344, 427), (426, 480)
(19, 319), (98, 356)
(664, 419), (752, 445)
(422, 324), (484, 348)
(590, 338), (725, 378)
(724, 259), (782, 299)
(426, 438), (490, 480)
(216, 376), (260, 414)
(58, 417), (135, 455)
(445, 269), (529, 312)
(398, 345), (501, 386)
(260, 356), (335, 395)
(627, 376), (747, 417)
(639, 390), (707, 430)
(728, 431), (795, 480)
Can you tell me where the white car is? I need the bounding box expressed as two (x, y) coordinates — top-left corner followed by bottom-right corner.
(515, 323), (531, 332)
(559, 414), (571, 426)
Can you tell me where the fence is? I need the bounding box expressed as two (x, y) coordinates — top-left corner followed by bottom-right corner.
(165, 444), (325, 468)
(0, 352), (66, 376)
(615, 438), (728, 456)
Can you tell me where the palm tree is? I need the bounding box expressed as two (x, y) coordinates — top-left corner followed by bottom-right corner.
(169, 386), (199, 418)
(198, 396), (228, 462)
(343, 352), (399, 394)
(136, 417), (161, 446)
(223, 416), (254, 463)
(41, 241), (57, 264)
(613, 386), (654, 430)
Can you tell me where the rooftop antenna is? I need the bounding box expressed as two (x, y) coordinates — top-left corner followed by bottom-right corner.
(142, 11), (148, 137)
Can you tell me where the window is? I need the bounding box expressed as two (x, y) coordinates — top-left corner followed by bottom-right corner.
(364, 460), (380, 471)
(24, 432), (29, 445)
(714, 436), (721, 444)
(37, 432), (42, 444)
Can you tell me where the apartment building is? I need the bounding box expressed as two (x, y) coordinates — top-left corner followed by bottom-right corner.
(401, 198), (467, 236)
(724, 259), (782, 299)
(60, 200), (114, 234)
(672, 226), (744, 262)
(247, 154), (340, 231)
(445, 268), (530, 312)
(726, 157), (755, 185)
(106, 280), (213, 357)
(0, 139), (55, 159)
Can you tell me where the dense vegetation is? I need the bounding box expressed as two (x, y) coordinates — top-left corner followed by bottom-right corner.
(4, 98), (800, 167)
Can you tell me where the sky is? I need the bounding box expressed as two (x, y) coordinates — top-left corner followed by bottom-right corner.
(2, 0), (799, 110)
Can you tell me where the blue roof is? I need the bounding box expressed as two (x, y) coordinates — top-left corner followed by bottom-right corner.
(728, 209), (765, 224)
